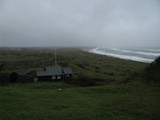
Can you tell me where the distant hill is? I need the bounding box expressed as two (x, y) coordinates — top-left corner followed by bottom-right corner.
(145, 56), (160, 84)
(127, 56), (160, 86)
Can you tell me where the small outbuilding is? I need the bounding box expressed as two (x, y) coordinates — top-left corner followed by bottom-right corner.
(10, 69), (32, 82)
(36, 65), (73, 81)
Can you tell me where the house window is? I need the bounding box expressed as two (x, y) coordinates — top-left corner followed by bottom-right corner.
(57, 76), (61, 79)
(52, 76), (56, 80)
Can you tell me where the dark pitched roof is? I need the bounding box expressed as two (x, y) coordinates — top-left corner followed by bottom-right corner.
(14, 69), (31, 75)
(36, 65), (73, 77)
(46, 66), (63, 75)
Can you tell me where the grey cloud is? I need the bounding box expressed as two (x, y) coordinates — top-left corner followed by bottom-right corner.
(0, 0), (160, 47)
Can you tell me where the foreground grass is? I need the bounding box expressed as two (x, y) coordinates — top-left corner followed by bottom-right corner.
(0, 82), (160, 120)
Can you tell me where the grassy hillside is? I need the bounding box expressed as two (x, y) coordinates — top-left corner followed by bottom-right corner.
(0, 48), (160, 120)
(144, 57), (160, 84)
(128, 56), (160, 86)
(0, 48), (147, 85)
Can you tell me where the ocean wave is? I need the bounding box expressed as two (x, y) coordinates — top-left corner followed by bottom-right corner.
(89, 47), (160, 63)
(111, 48), (160, 56)
(143, 48), (160, 52)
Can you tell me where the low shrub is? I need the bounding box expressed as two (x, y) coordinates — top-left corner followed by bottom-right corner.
(0, 73), (10, 86)
(64, 75), (96, 86)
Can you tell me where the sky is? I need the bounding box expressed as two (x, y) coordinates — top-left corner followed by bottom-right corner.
(0, 0), (160, 47)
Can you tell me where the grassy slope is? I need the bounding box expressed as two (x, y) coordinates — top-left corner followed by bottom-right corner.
(0, 82), (160, 120)
(0, 48), (160, 120)
(0, 48), (147, 84)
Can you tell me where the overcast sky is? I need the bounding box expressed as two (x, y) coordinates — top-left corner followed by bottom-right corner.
(0, 0), (160, 47)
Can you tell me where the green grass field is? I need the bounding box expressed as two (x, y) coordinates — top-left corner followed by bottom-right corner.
(0, 81), (160, 120)
(0, 48), (160, 120)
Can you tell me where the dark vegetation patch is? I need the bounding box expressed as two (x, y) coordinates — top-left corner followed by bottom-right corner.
(144, 56), (160, 86)
(125, 56), (160, 86)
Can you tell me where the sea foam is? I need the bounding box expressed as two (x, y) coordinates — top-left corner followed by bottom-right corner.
(89, 47), (160, 63)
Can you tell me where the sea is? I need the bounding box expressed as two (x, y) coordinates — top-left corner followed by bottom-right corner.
(89, 47), (160, 63)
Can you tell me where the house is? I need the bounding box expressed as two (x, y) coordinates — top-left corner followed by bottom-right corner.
(36, 65), (73, 81)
